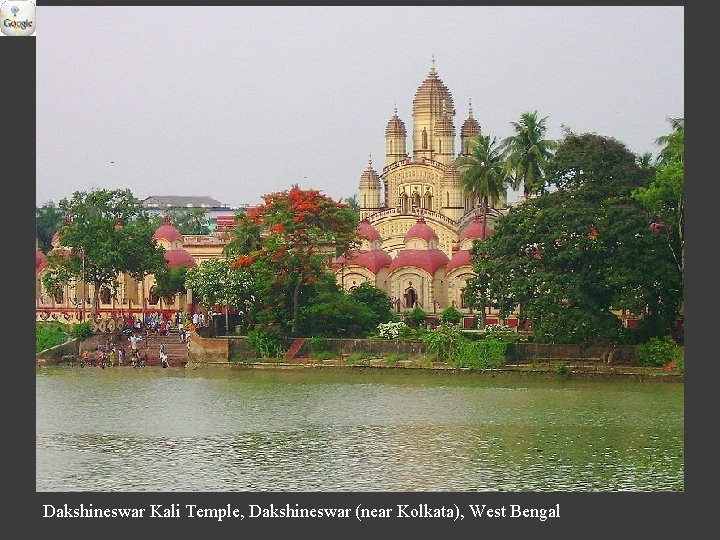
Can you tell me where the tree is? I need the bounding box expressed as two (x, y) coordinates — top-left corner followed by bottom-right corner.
(229, 186), (359, 335)
(185, 258), (255, 334)
(456, 134), (505, 326)
(633, 118), (684, 281)
(36, 201), (64, 252)
(501, 111), (557, 198)
(349, 282), (396, 328)
(467, 133), (681, 345)
(44, 189), (166, 315)
(154, 265), (189, 303)
(458, 134), (506, 239)
(150, 208), (211, 235)
(299, 289), (377, 338)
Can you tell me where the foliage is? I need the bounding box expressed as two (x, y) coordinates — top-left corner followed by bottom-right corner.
(636, 336), (683, 367)
(70, 321), (94, 341)
(483, 323), (513, 332)
(185, 258), (254, 318)
(439, 306), (463, 325)
(44, 189), (166, 310)
(299, 290), (376, 338)
(632, 117), (684, 284)
(313, 351), (337, 361)
(385, 354), (407, 365)
(377, 321), (408, 339)
(555, 364), (569, 376)
(228, 186), (359, 335)
(407, 307), (429, 328)
(36, 201), (64, 252)
(150, 208), (211, 235)
(154, 265), (188, 300)
(466, 132), (681, 345)
(500, 111), (557, 197)
(307, 336), (330, 354)
(36, 322), (69, 353)
(458, 134), (506, 216)
(454, 336), (507, 370)
(245, 328), (285, 358)
(422, 324), (463, 362)
(350, 283), (396, 328)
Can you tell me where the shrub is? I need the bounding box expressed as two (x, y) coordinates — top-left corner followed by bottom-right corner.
(245, 328), (285, 358)
(454, 336), (508, 370)
(70, 322), (94, 341)
(407, 307), (429, 328)
(377, 321), (408, 339)
(555, 364), (569, 376)
(307, 336), (330, 354)
(314, 350), (337, 361)
(636, 336), (682, 367)
(439, 307), (463, 325)
(422, 324), (462, 362)
(36, 322), (70, 353)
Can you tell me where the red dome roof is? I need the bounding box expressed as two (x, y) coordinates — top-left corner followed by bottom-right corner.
(153, 217), (183, 243)
(388, 249), (449, 275)
(358, 219), (382, 242)
(164, 249), (196, 269)
(339, 249), (392, 275)
(460, 216), (492, 240)
(404, 217), (438, 243)
(445, 249), (472, 273)
(36, 250), (47, 271)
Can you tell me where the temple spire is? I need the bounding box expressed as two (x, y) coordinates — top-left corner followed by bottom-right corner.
(468, 98), (474, 118)
(430, 54), (436, 74)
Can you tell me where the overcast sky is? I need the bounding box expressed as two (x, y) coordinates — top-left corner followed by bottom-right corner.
(36, 6), (683, 208)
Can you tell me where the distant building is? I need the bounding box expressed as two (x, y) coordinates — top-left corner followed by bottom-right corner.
(141, 195), (251, 232)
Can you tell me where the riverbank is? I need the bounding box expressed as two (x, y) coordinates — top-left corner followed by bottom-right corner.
(183, 356), (684, 382)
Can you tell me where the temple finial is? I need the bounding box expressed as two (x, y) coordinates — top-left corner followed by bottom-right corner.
(430, 54), (436, 74)
(368, 153), (373, 168)
(393, 100), (398, 116)
(468, 98), (474, 118)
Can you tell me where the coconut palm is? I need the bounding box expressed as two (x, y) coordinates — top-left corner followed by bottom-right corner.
(457, 134), (505, 239)
(501, 111), (557, 198)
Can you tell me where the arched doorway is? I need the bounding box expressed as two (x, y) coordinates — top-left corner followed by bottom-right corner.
(403, 285), (417, 308)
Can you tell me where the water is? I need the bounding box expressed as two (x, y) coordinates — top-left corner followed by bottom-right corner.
(36, 366), (684, 492)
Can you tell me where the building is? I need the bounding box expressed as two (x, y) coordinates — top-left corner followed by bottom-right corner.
(334, 58), (508, 322)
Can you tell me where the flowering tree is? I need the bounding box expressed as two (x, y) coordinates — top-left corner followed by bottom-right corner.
(185, 258), (255, 333)
(229, 186), (358, 335)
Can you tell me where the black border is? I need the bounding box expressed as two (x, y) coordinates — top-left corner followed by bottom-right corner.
(16, 2), (708, 536)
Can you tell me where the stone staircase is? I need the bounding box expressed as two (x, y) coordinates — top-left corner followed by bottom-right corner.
(284, 338), (306, 360)
(141, 331), (189, 367)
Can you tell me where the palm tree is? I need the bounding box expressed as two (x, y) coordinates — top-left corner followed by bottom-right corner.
(655, 117), (683, 165)
(457, 134), (505, 241)
(501, 111), (557, 198)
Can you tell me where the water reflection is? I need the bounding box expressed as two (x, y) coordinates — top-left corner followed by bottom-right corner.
(36, 367), (683, 492)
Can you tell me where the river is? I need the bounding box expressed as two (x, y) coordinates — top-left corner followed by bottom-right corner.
(36, 366), (684, 492)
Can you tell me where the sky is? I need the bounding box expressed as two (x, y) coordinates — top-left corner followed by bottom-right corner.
(36, 5), (684, 208)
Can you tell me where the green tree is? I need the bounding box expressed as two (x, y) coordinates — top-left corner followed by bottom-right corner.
(154, 265), (189, 303)
(151, 208), (211, 235)
(300, 289), (376, 338)
(44, 189), (166, 316)
(349, 282), (396, 328)
(185, 258), (255, 334)
(633, 117), (684, 280)
(457, 134), (506, 239)
(501, 111), (557, 197)
(36, 201), (64, 252)
(229, 186), (359, 335)
(468, 133), (681, 345)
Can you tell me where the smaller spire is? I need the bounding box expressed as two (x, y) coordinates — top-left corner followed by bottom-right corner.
(430, 54), (436, 74)
(393, 101), (398, 116)
(368, 153), (373, 168)
(468, 98), (474, 118)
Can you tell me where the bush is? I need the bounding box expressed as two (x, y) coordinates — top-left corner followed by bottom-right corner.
(307, 336), (330, 354)
(407, 307), (429, 327)
(36, 322), (70, 353)
(440, 307), (463, 325)
(314, 351), (337, 361)
(70, 321), (94, 341)
(636, 336), (682, 367)
(454, 337), (508, 370)
(377, 321), (408, 339)
(246, 328), (285, 358)
(422, 324), (462, 362)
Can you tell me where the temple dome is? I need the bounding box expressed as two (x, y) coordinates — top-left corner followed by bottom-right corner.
(460, 215), (493, 241)
(388, 249), (449, 275)
(404, 216), (438, 243)
(164, 249), (196, 270)
(153, 217), (183, 243)
(358, 218), (382, 242)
